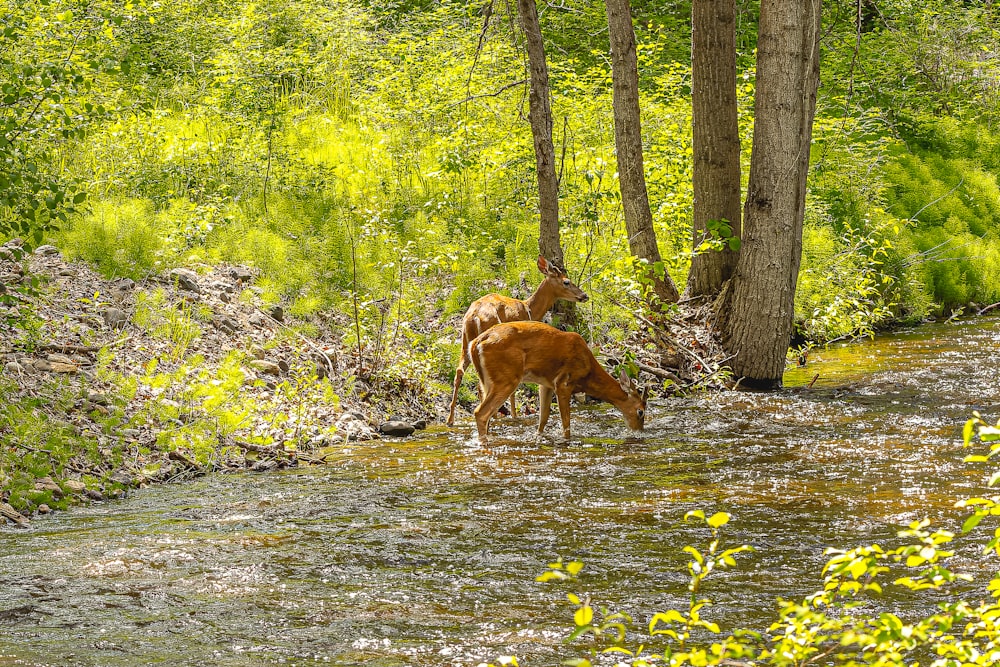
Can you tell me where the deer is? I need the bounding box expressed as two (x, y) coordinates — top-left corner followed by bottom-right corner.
(468, 320), (648, 443)
(446, 256), (588, 427)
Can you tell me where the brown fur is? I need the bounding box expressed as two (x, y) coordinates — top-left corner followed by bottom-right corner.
(469, 321), (646, 443)
(446, 257), (588, 426)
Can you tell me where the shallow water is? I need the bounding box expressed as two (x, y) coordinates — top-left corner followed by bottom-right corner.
(1, 317), (998, 666)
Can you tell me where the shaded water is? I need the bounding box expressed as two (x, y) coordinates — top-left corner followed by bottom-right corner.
(1, 318), (999, 666)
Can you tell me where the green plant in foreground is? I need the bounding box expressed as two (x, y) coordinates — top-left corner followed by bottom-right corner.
(481, 415), (1000, 667)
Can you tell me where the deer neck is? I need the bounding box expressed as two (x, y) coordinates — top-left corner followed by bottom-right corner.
(581, 365), (628, 405)
(523, 281), (558, 321)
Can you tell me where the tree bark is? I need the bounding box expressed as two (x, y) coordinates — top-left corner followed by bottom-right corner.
(606, 0), (680, 305)
(688, 0), (741, 299)
(516, 0), (563, 267)
(715, 0), (821, 387)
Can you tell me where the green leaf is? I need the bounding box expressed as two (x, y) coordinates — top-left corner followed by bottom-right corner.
(962, 513), (986, 533)
(707, 512), (730, 528)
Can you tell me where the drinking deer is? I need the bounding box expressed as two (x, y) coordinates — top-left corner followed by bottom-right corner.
(446, 256), (588, 426)
(468, 320), (647, 443)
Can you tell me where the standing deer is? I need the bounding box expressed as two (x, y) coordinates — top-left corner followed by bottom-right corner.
(446, 256), (588, 426)
(469, 320), (647, 443)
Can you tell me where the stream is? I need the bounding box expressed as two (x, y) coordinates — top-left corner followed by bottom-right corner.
(1, 317), (999, 666)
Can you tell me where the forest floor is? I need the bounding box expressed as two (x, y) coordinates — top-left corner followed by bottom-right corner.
(0, 241), (728, 526)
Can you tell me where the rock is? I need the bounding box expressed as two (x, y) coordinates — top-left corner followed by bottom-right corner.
(34, 476), (64, 498)
(277, 359), (289, 373)
(379, 420), (416, 437)
(168, 268), (202, 293)
(267, 305), (284, 322)
(46, 353), (74, 365)
(0, 502), (29, 527)
(249, 359), (282, 375)
(64, 479), (86, 494)
(84, 489), (106, 501)
(214, 316), (239, 334)
(33, 244), (60, 256)
(249, 344), (266, 360)
(36, 504), (51, 514)
(49, 362), (79, 374)
(230, 266), (253, 283)
(102, 307), (129, 329)
(31, 360), (52, 372)
(3, 361), (24, 374)
(58, 268), (75, 277)
(335, 412), (376, 441)
(388, 415), (427, 430)
(87, 392), (109, 406)
(248, 311), (266, 327)
(110, 470), (134, 487)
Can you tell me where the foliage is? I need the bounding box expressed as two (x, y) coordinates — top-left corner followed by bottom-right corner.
(1, 0), (998, 396)
(0, 0), (150, 246)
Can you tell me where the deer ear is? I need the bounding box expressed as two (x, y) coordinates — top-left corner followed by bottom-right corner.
(537, 256), (549, 273)
(618, 368), (633, 392)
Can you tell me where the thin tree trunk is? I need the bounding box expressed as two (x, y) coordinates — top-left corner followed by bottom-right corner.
(606, 0), (680, 305)
(516, 0), (563, 268)
(715, 0), (821, 387)
(688, 0), (741, 298)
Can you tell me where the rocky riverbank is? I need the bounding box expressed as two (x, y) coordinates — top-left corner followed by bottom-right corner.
(0, 239), (435, 525)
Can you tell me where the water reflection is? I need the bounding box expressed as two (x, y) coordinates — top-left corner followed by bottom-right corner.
(1, 318), (998, 666)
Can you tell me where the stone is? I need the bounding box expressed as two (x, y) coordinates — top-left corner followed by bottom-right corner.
(168, 268), (202, 293)
(49, 362), (79, 374)
(249, 359), (282, 375)
(102, 307), (129, 329)
(379, 420), (416, 437)
(277, 359), (289, 373)
(34, 476), (64, 498)
(3, 361), (24, 374)
(249, 344), (266, 360)
(267, 305), (284, 322)
(0, 502), (29, 527)
(46, 353), (74, 365)
(36, 504), (51, 514)
(87, 392), (109, 406)
(214, 316), (239, 334)
(33, 244), (60, 256)
(335, 412), (376, 441)
(64, 479), (86, 493)
(230, 266), (253, 283)
(58, 268), (75, 277)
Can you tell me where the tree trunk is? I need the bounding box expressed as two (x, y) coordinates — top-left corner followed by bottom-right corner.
(605, 0), (680, 305)
(715, 0), (821, 387)
(516, 0), (563, 268)
(688, 0), (741, 299)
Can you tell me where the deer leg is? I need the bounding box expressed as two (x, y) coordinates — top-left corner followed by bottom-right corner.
(556, 384), (574, 440)
(446, 359), (466, 427)
(474, 379), (517, 441)
(537, 385), (553, 433)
